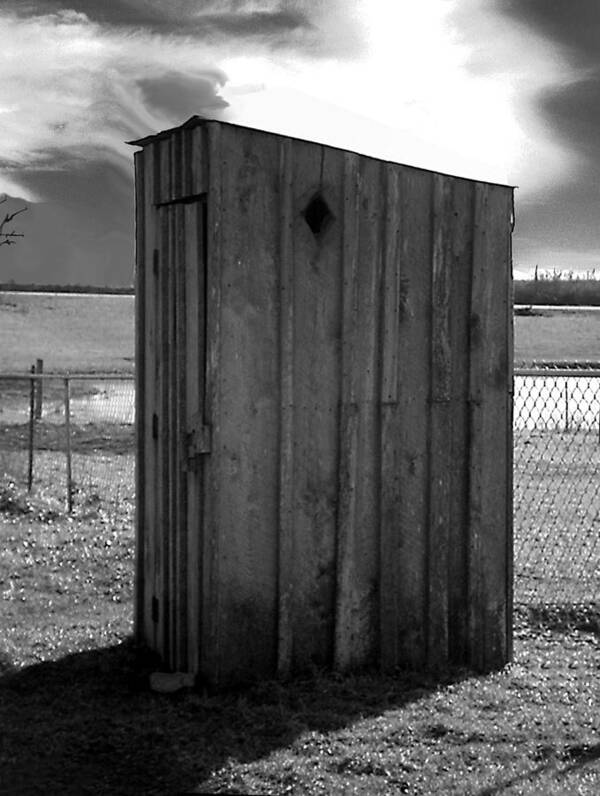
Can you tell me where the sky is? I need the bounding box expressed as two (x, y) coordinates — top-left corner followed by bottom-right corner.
(0, 0), (599, 284)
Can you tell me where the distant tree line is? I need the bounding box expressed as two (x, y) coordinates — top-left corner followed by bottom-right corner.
(515, 279), (600, 306)
(0, 282), (134, 295)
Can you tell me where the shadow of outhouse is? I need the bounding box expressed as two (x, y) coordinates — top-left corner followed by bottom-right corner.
(0, 638), (470, 795)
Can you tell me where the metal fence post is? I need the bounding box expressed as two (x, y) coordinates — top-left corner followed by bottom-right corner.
(27, 365), (35, 492)
(564, 380), (569, 431)
(34, 358), (43, 420)
(64, 376), (73, 513)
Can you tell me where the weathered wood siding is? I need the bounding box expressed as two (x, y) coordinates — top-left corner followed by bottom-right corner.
(133, 118), (513, 686)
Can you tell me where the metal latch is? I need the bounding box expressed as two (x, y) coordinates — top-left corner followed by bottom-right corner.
(186, 413), (211, 463)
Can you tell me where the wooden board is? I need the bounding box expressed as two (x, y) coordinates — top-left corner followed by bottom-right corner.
(133, 150), (146, 643)
(285, 141), (344, 671)
(209, 125), (282, 684)
(427, 173), (452, 670)
(388, 167), (433, 671)
(468, 183), (513, 671)
(446, 178), (476, 665)
(335, 154), (383, 670)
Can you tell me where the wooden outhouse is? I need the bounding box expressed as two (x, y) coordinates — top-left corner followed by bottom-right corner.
(130, 116), (514, 687)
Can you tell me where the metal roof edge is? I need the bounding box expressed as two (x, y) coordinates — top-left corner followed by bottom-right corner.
(126, 116), (516, 189)
(126, 115), (207, 147)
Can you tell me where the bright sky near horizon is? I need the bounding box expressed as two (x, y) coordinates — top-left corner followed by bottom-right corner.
(1, 0), (599, 282)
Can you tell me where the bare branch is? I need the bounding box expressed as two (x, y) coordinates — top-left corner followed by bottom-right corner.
(0, 196), (28, 247)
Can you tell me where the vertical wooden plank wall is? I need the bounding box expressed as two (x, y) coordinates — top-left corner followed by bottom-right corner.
(468, 183), (513, 670)
(379, 168), (433, 671)
(208, 125), (282, 683)
(286, 142), (344, 673)
(133, 150), (146, 643)
(427, 174), (452, 670)
(447, 178), (476, 665)
(134, 120), (513, 684)
(202, 122), (222, 682)
(277, 137), (295, 676)
(183, 196), (205, 676)
(335, 154), (383, 670)
(136, 142), (161, 651)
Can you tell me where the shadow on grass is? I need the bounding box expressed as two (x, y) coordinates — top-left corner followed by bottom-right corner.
(514, 603), (600, 635)
(476, 743), (600, 795)
(0, 637), (466, 796)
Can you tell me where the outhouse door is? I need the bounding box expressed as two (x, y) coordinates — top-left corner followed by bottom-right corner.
(149, 196), (208, 673)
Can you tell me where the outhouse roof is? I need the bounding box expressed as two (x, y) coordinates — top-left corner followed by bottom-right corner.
(127, 115), (515, 190)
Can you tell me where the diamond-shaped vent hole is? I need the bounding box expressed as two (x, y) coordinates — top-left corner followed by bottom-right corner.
(303, 193), (333, 236)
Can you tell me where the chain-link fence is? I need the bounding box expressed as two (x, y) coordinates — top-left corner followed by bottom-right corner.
(514, 364), (600, 620)
(0, 373), (134, 518)
(1, 363), (597, 621)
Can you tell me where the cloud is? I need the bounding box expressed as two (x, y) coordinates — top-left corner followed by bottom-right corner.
(137, 72), (229, 120)
(0, 2), (364, 201)
(489, 0), (600, 269)
(0, 9), (229, 198)
(497, 0), (600, 68)
(2, 1), (363, 55)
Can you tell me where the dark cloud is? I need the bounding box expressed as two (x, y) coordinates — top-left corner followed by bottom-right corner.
(541, 78), (600, 160)
(0, 1), (362, 284)
(498, 0), (600, 67)
(137, 72), (229, 120)
(494, 0), (600, 270)
(7, 1), (362, 56)
(494, 0), (600, 165)
(0, 158), (134, 286)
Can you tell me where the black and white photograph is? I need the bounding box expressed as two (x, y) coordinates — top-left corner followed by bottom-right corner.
(0, 2), (598, 794)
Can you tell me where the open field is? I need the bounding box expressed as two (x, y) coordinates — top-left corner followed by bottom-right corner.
(0, 290), (599, 373)
(514, 308), (600, 364)
(0, 292), (134, 373)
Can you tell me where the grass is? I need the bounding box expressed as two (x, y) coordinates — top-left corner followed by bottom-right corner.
(0, 292), (134, 373)
(1, 459), (600, 794)
(0, 287), (597, 371)
(514, 308), (600, 364)
(514, 428), (600, 609)
(515, 279), (600, 307)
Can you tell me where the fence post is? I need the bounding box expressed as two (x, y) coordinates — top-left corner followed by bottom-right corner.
(34, 358), (43, 420)
(27, 365), (35, 492)
(64, 377), (73, 513)
(564, 380), (569, 432)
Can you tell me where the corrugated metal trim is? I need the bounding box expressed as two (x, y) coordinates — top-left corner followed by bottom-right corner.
(128, 117), (516, 190)
(127, 115), (207, 147)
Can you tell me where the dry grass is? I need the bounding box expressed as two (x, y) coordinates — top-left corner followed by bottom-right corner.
(0, 292), (133, 373)
(514, 309), (600, 364)
(0, 290), (596, 372)
(0, 468), (599, 795)
(514, 429), (600, 609)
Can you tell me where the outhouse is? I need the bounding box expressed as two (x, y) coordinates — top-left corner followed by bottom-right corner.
(130, 116), (514, 687)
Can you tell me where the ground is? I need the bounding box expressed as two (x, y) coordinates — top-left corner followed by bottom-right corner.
(0, 294), (599, 794)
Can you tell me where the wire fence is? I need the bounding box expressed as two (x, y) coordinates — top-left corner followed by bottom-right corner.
(0, 363), (598, 622)
(514, 363), (600, 622)
(0, 372), (134, 519)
